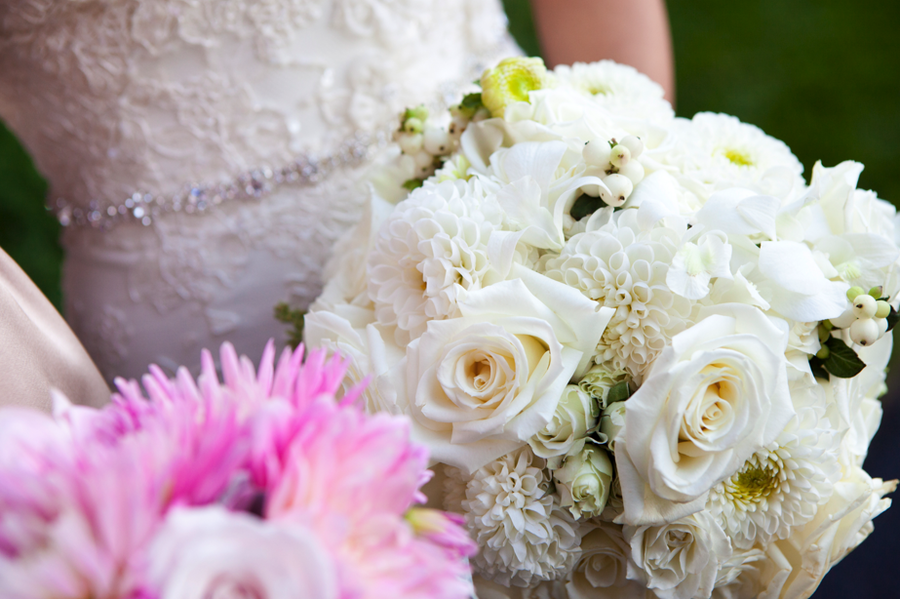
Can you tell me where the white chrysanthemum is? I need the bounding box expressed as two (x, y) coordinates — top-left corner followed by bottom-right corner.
(707, 387), (841, 550)
(553, 60), (674, 123)
(461, 447), (583, 588)
(540, 210), (692, 381)
(666, 112), (805, 199)
(367, 178), (502, 343)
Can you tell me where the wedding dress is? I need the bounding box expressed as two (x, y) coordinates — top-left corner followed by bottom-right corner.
(0, 0), (515, 382)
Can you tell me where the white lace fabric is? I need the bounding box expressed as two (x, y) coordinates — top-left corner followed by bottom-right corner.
(0, 0), (516, 381)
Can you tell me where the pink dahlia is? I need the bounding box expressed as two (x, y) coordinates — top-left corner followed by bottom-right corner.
(0, 341), (475, 599)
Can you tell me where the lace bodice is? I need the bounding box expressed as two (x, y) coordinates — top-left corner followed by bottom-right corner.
(0, 0), (515, 381)
(0, 0), (508, 210)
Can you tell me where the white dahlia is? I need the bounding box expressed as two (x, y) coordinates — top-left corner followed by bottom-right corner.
(706, 387), (841, 550)
(461, 447), (583, 588)
(540, 209), (692, 381)
(553, 61), (674, 123)
(367, 179), (503, 343)
(666, 112), (805, 200)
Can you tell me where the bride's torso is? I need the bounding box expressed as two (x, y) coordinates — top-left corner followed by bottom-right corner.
(0, 0), (513, 381)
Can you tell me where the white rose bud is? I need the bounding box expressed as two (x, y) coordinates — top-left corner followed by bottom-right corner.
(554, 440), (613, 519)
(529, 385), (598, 459)
(599, 401), (627, 454)
(577, 365), (630, 410)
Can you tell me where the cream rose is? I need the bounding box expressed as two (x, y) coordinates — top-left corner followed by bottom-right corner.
(567, 523), (650, 599)
(625, 512), (731, 599)
(616, 304), (794, 525)
(529, 384), (598, 459)
(554, 440), (614, 519)
(405, 272), (613, 473)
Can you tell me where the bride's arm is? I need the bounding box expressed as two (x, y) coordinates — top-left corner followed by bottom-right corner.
(529, 0), (675, 102)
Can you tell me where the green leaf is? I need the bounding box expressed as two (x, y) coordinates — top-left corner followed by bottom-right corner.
(606, 381), (632, 404)
(808, 356), (830, 381)
(570, 194), (606, 221)
(887, 305), (899, 332)
(402, 179), (424, 191)
(274, 302), (306, 349)
(456, 93), (484, 118)
(822, 336), (866, 378)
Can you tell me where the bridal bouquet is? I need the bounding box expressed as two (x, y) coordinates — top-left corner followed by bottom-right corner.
(305, 57), (897, 598)
(0, 343), (476, 599)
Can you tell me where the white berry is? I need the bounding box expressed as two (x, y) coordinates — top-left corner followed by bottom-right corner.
(398, 133), (424, 155)
(423, 127), (451, 155)
(829, 308), (857, 329)
(850, 318), (880, 346)
(852, 294), (877, 319)
(610, 144), (631, 168)
(620, 135), (644, 158)
(618, 160), (645, 185)
(583, 141), (611, 168)
(604, 174), (634, 206)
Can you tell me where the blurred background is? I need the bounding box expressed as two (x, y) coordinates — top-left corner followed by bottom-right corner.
(1, 1), (898, 596)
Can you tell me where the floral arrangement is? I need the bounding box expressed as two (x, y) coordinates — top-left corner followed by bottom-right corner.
(0, 342), (476, 599)
(304, 57), (898, 599)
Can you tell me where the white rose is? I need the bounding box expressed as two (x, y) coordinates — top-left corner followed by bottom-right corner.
(529, 384), (598, 459)
(405, 272), (613, 473)
(625, 511), (731, 599)
(765, 464), (895, 599)
(149, 506), (338, 599)
(567, 522), (651, 599)
(616, 304), (794, 525)
(554, 440), (614, 519)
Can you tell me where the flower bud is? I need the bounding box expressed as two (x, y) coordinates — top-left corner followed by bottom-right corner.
(529, 385), (598, 459)
(480, 57), (550, 118)
(397, 133), (424, 155)
(609, 144), (631, 168)
(553, 440), (613, 519)
(604, 173), (634, 205)
(875, 300), (891, 319)
(620, 135), (644, 158)
(599, 401), (627, 454)
(852, 294), (877, 318)
(850, 318), (880, 346)
(577, 365), (629, 410)
(423, 126), (451, 155)
(583, 140), (612, 168)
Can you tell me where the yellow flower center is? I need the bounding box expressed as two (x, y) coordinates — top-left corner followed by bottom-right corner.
(722, 148), (754, 167)
(730, 462), (778, 502)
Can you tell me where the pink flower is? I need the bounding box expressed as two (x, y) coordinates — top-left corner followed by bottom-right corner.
(0, 341), (475, 599)
(405, 508), (478, 561)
